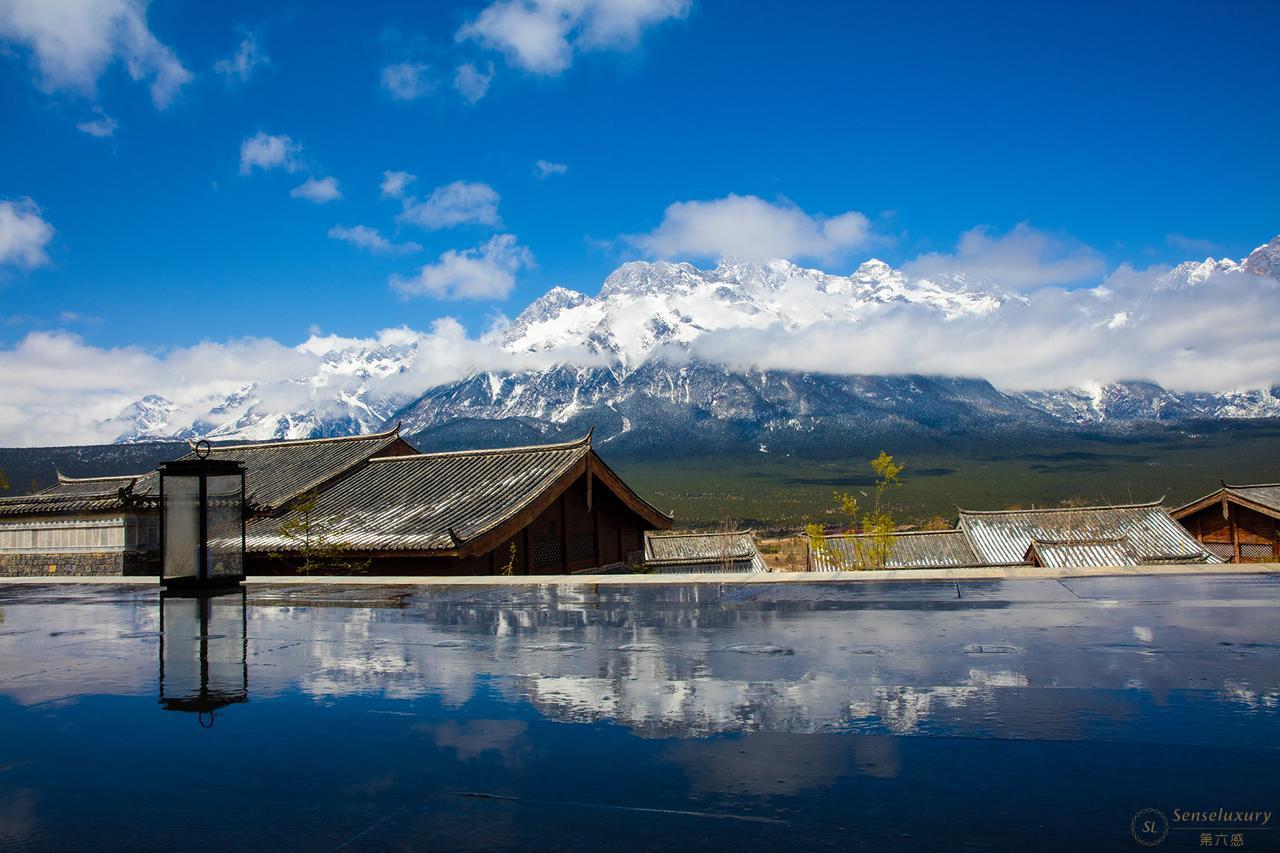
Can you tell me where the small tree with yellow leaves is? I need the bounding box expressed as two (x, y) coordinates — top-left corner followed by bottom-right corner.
(805, 451), (904, 570)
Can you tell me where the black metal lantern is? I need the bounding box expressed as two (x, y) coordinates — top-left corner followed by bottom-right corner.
(159, 588), (248, 724)
(159, 443), (246, 590)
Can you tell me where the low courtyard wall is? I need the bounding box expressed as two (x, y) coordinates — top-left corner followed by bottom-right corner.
(0, 551), (158, 577)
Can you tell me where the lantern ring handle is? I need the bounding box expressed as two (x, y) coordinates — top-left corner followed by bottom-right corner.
(194, 439), (212, 460)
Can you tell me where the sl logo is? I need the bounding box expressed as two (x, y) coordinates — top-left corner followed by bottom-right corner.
(1131, 808), (1169, 847)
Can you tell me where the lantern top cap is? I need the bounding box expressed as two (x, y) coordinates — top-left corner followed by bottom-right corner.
(159, 458), (245, 476)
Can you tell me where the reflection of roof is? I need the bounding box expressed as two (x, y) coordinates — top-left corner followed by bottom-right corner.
(643, 530), (767, 573)
(810, 529), (981, 572)
(1172, 483), (1280, 520)
(957, 501), (1215, 566)
(245, 434), (670, 555)
(0, 473), (154, 517)
(1025, 538), (1138, 568)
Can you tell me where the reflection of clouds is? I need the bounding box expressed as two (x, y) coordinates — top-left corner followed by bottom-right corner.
(420, 719), (531, 766)
(1, 580), (1278, 750)
(0, 789), (38, 848)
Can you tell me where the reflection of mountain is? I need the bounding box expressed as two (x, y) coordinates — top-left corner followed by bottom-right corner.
(2, 579), (1278, 751)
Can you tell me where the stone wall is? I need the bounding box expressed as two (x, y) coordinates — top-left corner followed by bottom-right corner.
(0, 550), (159, 577)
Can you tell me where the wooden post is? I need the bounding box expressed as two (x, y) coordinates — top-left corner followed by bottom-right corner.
(559, 492), (569, 572)
(522, 526), (530, 575)
(1230, 504), (1241, 564)
(593, 486), (602, 569)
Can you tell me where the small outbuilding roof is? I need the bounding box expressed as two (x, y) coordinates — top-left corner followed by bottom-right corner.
(1172, 482), (1280, 520)
(0, 472), (155, 518)
(643, 530), (767, 573)
(809, 529), (981, 572)
(1024, 538), (1138, 568)
(957, 500), (1215, 566)
(245, 433), (670, 556)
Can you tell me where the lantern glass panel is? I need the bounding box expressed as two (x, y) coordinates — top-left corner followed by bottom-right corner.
(206, 474), (244, 579)
(163, 475), (200, 580)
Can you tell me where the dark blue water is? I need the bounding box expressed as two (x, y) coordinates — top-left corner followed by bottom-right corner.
(1, 575), (1278, 851)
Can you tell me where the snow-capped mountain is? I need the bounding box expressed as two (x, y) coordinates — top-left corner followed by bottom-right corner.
(105, 237), (1280, 447)
(502, 258), (1009, 369)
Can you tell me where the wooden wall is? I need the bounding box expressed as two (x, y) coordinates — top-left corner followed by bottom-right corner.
(1180, 502), (1279, 563)
(251, 470), (659, 576)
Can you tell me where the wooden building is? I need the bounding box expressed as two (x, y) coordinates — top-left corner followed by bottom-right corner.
(807, 500), (1219, 572)
(0, 472), (160, 576)
(0, 426), (416, 576)
(244, 432), (672, 575)
(1171, 483), (1280, 563)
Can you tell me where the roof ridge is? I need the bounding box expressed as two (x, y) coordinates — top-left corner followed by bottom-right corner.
(1223, 482), (1280, 489)
(647, 529), (752, 539)
(188, 423), (401, 452)
(55, 472), (144, 484)
(823, 529), (960, 539)
(367, 432), (592, 463)
(956, 498), (1164, 516)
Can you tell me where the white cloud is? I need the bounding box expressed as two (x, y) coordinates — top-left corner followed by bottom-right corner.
(458, 0), (689, 74)
(328, 224), (421, 255)
(686, 258), (1280, 392)
(380, 170), (416, 199)
(903, 223), (1104, 289)
(0, 0), (192, 108)
(0, 198), (54, 270)
(381, 61), (436, 101)
(75, 107), (117, 137)
(391, 234), (532, 300)
(452, 62), (493, 103)
(239, 132), (301, 175)
(635, 194), (873, 262)
(400, 180), (502, 230)
(214, 29), (268, 83)
(534, 159), (567, 179)
(290, 176), (342, 204)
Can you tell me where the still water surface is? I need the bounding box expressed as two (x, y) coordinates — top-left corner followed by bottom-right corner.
(1, 575), (1278, 851)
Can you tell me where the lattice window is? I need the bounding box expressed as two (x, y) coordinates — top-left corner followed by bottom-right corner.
(1205, 542), (1235, 560)
(568, 531), (596, 564)
(1240, 543), (1275, 563)
(532, 535), (563, 569)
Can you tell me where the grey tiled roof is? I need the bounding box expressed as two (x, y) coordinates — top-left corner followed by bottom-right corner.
(643, 530), (767, 573)
(810, 529), (981, 572)
(175, 428), (408, 511)
(0, 473), (154, 517)
(1221, 483), (1280, 515)
(1026, 538), (1138, 568)
(958, 501), (1215, 566)
(245, 434), (625, 553)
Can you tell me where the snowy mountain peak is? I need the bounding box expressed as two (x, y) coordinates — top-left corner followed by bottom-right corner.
(1244, 235), (1280, 279)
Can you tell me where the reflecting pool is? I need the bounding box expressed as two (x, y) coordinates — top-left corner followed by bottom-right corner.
(1, 575), (1278, 850)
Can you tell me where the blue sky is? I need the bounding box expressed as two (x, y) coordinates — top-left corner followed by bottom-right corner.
(1, 0), (1278, 352)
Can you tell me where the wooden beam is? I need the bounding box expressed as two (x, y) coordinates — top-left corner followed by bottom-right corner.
(1230, 504), (1241, 564)
(559, 491), (569, 572)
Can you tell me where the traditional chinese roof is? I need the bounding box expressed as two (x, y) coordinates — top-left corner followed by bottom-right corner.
(0, 427), (412, 520)
(176, 426), (411, 512)
(1024, 538), (1138, 569)
(0, 472), (154, 518)
(244, 433), (671, 556)
(643, 530), (767, 573)
(1172, 482), (1280, 521)
(809, 529), (982, 572)
(957, 500), (1216, 566)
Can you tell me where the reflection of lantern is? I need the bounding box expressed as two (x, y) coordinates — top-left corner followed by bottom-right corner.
(159, 589), (248, 723)
(159, 445), (245, 590)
